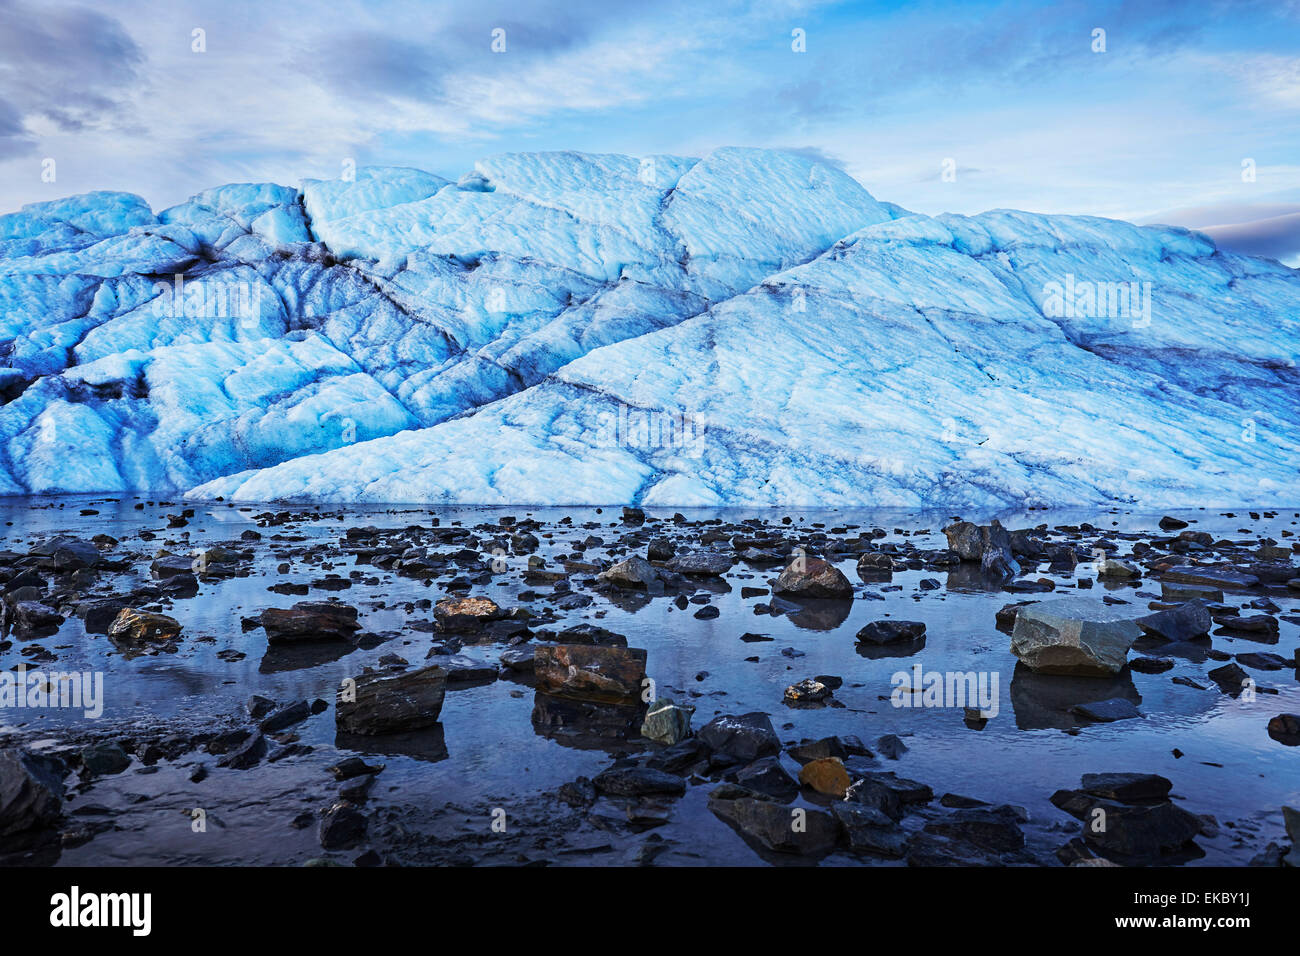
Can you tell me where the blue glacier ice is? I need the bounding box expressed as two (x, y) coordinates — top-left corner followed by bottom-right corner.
(0, 148), (1296, 506)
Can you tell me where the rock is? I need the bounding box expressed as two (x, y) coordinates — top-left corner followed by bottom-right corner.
(1086, 801), (1202, 860)
(1267, 713), (1300, 746)
(646, 538), (675, 561)
(667, 551), (733, 577)
(1097, 559), (1140, 579)
(319, 801), (367, 849)
(259, 700), (312, 734)
(78, 598), (131, 634)
(217, 733), (267, 769)
(1161, 566), (1259, 590)
(260, 602), (360, 643)
(0, 748), (65, 837)
(788, 735), (872, 763)
(798, 757), (851, 797)
(30, 536), (101, 570)
(1136, 600), (1211, 642)
(771, 556), (853, 599)
(1010, 595), (1143, 675)
(708, 792), (837, 855)
(876, 734), (908, 759)
(10, 601), (62, 635)
(995, 601), (1031, 631)
(641, 697), (694, 744)
(1208, 662), (1251, 695)
(80, 742), (130, 776)
(1283, 806), (1300, 845)
(832, 803), (907, 857)
(597, 555), (661, 590)
(1079, 772), (1172, 803)
(533, 644), (647, 706)
(1218, 614), (1279, 636)
(335, 665), (448, 735)
(498, 646), (536, 672)
(1070, 698), (1142, 722)
(924, 807), (1026, 853)
(593, 765), (686, 797)
(1236, 652), (1290, 671)
(698, 712), (781, 763)
(423, 653), (497, 682)
(107, 608), (182, 645)
(942, 521), (985, 561)
(856, 552), (893, 574)
(433, 596), (504, 633)
(733, 756), (800, 801)
(247, 695), (276, 719)
(326, 757), (384, 781)
(1158, 516), (1189, 530)
(855, 619), (926, 644)
(851, 771), (934, 807)
(783, 677), (831, 704)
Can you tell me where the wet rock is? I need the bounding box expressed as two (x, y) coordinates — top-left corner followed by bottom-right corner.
(833, 803), (906, 858)
(107, 608), (182, 645)
(260, 700), (312, 734)
(217, 733), (267, 769)
(641, 697), (693, 744)
(708, 791), (837, 856)
(733, 756), (800, 802)
(1010, 595), (1142, 675)
(1080, 772), (1172, 803)
(597, 555), (661, 590)
(260, 601), (360, 643)
(498, 646), (536, 672)
(1097, 559), (1140, 579)
(1267, 713), (1300, 746)
(1236, 652), (1290, 671)
(667, 551), (732, 577)
(327, 757), (384, 781)
(1161, 566), (1259, 590)
(1129, 656), (1174, 673)
(876, 734), (908, 759)
(247, 695), (276, 719)
(1208, 662), (1252, 695)
(30, 536), (101, 571)
(319, 801), (367, 849)
(533, 644), (647, 706)
(942, 521), (985, 561)
(0, 748), (65, 838)
(1136, 600), (1211, 642)
(856, 619), (926, 645)
(80, 741), (130, 776)
(335, 665), (448, 735)
(1158, 516), (1189, 530)
(772, 556), (853, 599)
(783, 677), (832, 704)
(423, 653), (497, 683)
(1071, 698), (1142, 722)
(593, 765), (686, 797)
(856, 552), (893, 574)
(788, 735), (872, 763)
(10, 601), (62, 636)
(924, 807), (1026, 853)
(433, 596), (505, 633)
(799, 757), (851, 797)
(698, 712), (781, 763)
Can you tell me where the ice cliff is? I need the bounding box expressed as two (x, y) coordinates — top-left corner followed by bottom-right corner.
(0, 148), (1296, 506)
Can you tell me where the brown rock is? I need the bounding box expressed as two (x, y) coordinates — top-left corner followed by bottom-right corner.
(799, 757), (851, 798)
(107, 608), (182, 644)
(533, 644), (647, 706)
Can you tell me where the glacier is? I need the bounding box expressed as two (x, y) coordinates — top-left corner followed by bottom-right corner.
(0, 147), (1297, 507)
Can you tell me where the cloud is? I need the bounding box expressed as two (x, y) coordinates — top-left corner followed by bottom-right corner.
(0, 0), (144, 141)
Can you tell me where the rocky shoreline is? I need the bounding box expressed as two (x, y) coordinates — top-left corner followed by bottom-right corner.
(0, 498), (1297, 866)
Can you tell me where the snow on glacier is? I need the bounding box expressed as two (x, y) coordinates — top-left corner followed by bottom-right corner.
(0, 147), (1297, 506)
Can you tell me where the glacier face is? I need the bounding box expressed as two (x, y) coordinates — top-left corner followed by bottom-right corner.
(0, 148), (1297, 506)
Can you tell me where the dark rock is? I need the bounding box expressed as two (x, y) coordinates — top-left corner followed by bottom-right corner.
(260, 601), (360, 643)
(335, 665), (448, 735)
(698, 712), (781, 763)
(856, 620), (926, 644)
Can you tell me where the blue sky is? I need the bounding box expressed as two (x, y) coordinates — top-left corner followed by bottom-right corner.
(2, 0), (1299, 262)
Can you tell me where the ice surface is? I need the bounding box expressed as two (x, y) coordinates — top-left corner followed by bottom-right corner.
(0, 149), (1296, 505)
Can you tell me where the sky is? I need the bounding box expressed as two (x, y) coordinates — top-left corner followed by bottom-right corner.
(2, 0), (1298, 264)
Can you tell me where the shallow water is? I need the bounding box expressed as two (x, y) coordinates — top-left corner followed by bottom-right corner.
(2, 496), (1297, 866)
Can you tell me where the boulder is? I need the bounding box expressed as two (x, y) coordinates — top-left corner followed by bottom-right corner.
(433, 596), (505, 633)
(641, 697), (693, 744)
(772, 556), (853, 599)
(733, 756), (800, 801)
(798, 757), (851, 797)
(0, 748), (65, 838)
(667, 551), (733, 577)
(1136, 600), (1211, 642)
(260, 601), (360, 643)
(107, 608), (182, 645)
(1010, 595), (1143, 675)
(698, 712), (780, 763)
(856, 619), (926, 645)
(336, 665), (448, 735)
(708, 792), (837, 855)
(597, 555), (660, 590)
(533, 644), (647, 706)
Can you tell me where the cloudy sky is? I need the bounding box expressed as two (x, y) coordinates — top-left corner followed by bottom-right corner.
(2, 0), (1298, 264)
